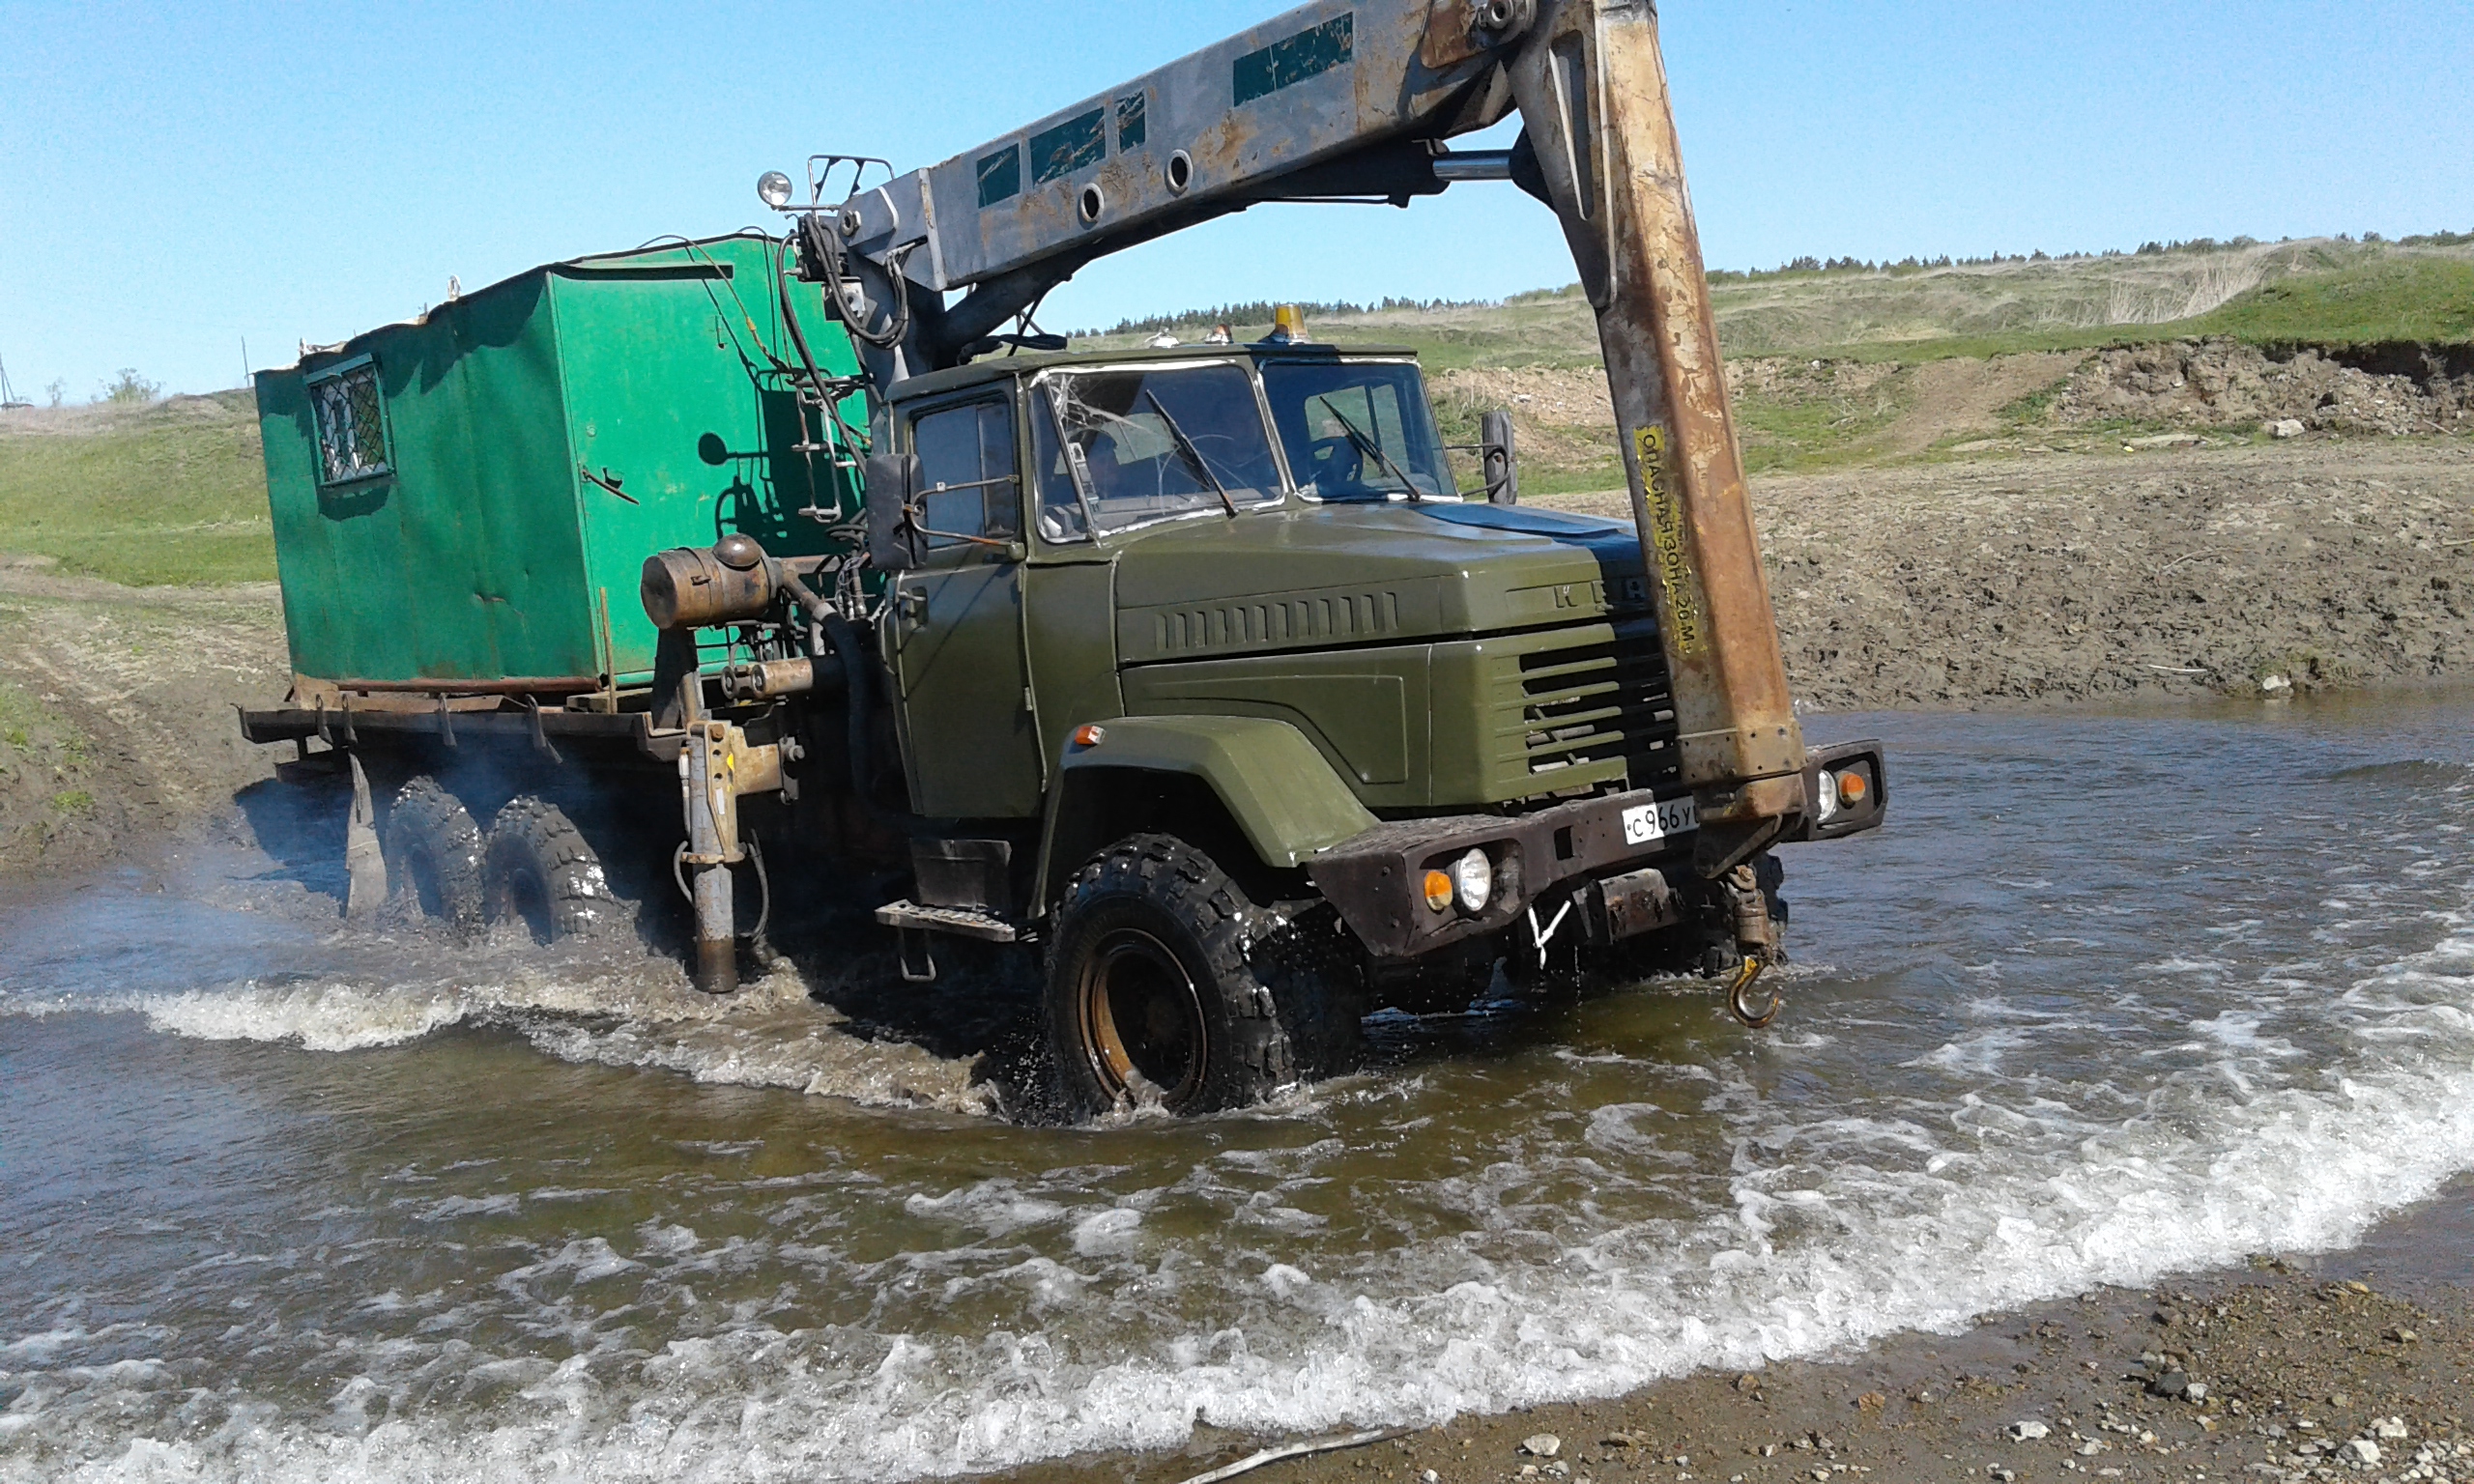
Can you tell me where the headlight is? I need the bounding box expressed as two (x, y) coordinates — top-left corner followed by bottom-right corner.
(756, 170), (794, 210)
(1453, 847), (1493, 914)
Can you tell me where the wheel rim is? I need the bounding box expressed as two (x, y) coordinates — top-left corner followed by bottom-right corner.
(1077, 928), (1208, 1106)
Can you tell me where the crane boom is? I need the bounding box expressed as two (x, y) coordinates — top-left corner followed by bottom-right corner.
(804, 0), (1807, 873)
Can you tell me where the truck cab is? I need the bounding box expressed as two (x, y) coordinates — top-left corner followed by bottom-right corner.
(861, 341), (1884, 1112)
(878, 340), (1670, 822)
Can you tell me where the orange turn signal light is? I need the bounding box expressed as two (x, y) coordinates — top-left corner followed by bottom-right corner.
(1835, 769), (1868, 807)
(1072, 724), (1107, 748)
(1422, 870), (1454, 912)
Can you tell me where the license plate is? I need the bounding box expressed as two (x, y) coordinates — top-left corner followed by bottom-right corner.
(1621, 795), (1698, 846)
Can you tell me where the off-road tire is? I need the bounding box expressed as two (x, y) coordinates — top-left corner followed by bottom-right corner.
(483, 795), (615, 945)
(1045, 834), (1298, 1117)
(385, 777), (484, 934)
(1249, 906), (1368, 1080)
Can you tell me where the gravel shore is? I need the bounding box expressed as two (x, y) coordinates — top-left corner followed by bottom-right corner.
(1016, 1181), (2474, 1484)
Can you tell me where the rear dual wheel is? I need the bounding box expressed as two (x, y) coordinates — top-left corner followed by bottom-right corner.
(481, 794), (615, 945)
(384, 779), (609, 945)
(384, 777), (485, 933)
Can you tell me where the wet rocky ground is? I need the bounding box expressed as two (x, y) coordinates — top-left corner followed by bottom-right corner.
(1037, 1183), (2474, 1484)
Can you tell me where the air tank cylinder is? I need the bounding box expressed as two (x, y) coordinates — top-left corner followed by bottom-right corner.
(643, 534), (774, 630)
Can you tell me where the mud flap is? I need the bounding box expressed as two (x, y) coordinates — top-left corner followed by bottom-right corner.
(344, 753), (388, 921)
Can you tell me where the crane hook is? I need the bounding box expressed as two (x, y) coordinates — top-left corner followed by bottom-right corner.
(1726, 953), (1779, 1028)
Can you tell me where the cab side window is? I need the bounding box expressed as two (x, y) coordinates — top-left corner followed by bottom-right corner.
(909, 399), (1020, 552)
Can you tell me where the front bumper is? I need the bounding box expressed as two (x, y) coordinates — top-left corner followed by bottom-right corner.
(1307, 736), (1886, 962)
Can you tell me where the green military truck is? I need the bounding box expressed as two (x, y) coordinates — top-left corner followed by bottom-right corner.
(245, 0), (1889, 1115)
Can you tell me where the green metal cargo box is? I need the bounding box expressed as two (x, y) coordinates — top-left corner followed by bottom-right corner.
(254, 235), (863, 691)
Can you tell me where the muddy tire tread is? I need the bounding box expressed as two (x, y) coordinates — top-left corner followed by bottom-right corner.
(483, 794), (615, 944)
(1249, 907), (1367, 1080)
(384, 776), (484, 933)
(1045, 833), (1296, 1116)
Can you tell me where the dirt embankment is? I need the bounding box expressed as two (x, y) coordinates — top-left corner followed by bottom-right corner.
(0, 556), (287, 874)
(1441, 339), (2474, 465)
(2055, 339), (2474, 436)
(1550, 442), (2474, 711)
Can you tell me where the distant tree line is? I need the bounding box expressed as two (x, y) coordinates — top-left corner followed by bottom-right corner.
(1074, 295), (1497, 338)
(1708, 228), (2470, 283)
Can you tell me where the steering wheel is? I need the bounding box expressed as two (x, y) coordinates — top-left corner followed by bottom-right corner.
(1306, 435), (1364, 492)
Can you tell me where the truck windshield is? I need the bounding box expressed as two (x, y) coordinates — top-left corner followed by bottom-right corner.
(1036, 364), (1283, 537)
(1261, 360), (1457, 501)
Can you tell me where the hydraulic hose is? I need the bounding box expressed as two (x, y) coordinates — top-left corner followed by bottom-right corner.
(822, 614), (877, 805)
(799, 213), (913, 351)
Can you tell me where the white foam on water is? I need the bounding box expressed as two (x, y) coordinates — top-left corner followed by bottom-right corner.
(135, 980), (475, 1052)
(1903, 1024), (2036, 1075)
(0, 951), (991, 1112)
(10, 912), (2473, 1484)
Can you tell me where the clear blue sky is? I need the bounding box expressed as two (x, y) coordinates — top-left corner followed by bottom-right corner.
(4, 1), (2467, 401)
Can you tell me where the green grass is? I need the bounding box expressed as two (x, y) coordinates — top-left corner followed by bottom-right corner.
(2181, 253), (2474, 345)
(1735, 371), (1914, 472)
(0, 676), (90, 809)
(1730, 245), (2474, 365)
(0, 680), (60, 752)
(0, 389), (272, 585)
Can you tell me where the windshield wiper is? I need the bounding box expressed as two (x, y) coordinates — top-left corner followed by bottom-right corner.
(1326, 405), (1425, 502)
(1143, 387), (1240, 518)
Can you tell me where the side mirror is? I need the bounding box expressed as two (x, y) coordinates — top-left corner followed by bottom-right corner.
(864, 451), (919, 571)
(1481, 409), (1519, 505)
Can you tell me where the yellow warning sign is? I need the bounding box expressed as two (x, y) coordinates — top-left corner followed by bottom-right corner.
(1634, 425), (1707, 657)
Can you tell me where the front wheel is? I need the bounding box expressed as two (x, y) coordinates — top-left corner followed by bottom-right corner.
(1044, 835), (1297, 1117)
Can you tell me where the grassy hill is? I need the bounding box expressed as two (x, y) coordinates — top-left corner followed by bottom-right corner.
(1086, 235), (2474, 366)
(3, 236), (2465, 586)
(0, 390), (270, 585)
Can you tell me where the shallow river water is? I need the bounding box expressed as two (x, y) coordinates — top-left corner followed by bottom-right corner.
(5, 692), (2474, 1482)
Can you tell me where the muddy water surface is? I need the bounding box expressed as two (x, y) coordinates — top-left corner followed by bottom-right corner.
(5, 692), (2473, 1482)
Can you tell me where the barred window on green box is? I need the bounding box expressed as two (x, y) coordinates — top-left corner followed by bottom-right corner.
(310, 363), (390, 484)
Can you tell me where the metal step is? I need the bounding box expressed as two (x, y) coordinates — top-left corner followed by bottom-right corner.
(874, 899), (1020, 943)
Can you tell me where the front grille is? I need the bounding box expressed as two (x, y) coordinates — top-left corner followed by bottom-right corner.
(1514, 617), (1682, 792)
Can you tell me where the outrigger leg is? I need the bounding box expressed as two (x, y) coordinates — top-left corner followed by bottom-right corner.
(344, 753), (388, 921)
(681, 721), (740, 994)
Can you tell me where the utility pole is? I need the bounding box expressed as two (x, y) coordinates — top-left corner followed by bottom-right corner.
(0, 350), (28, 410)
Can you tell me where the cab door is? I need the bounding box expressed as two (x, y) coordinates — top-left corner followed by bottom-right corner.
(885, 394), (1046, 819)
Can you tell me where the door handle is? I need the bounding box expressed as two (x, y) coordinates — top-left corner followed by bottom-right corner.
(897, 587), (929, 628)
